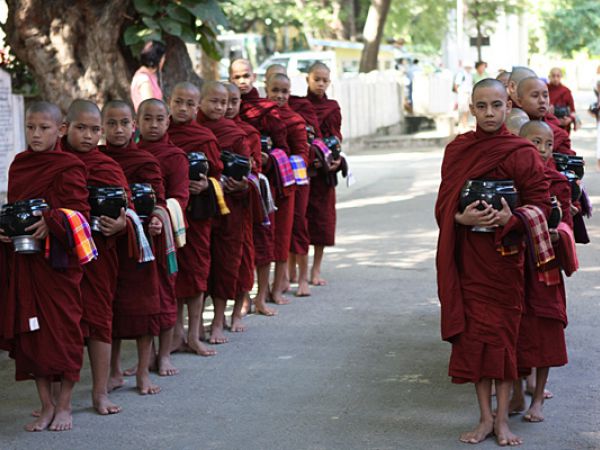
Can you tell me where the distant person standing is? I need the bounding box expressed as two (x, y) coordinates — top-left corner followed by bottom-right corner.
(406, 59), (422, 109)
(130, 41), (166, 112)
(547, 67), (577, 134)
(472, 61), (488, 83)
(591, 79), (600, 169)
(454, 64), (473, 131)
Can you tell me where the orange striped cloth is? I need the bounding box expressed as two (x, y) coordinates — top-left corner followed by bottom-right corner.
(44, 209), (97, 265)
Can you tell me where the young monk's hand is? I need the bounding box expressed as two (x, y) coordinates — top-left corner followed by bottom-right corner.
(0, 227), (11, 244)
(24, 217), (49, 240)
(261, 152), (269, 167)
(329, 158), (342, 172)
(549, 229), (559, 243)
(190, 175), (209, 195)
(148, 216), (163, 236)
(223, 176), (248, 193)
(570, 203), (579, 216)
(99, 208), (127, 237)
(454, 200), (498, 227)
(492, 197), (513, 227)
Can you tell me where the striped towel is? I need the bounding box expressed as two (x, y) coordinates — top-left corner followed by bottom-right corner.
(166, 198), (186, 248)
(289, 155), (309, 185)
(56, 208), (98, 265)
(248, 174), (275, 226)
(125, 208), (154, 263)
(514, 205), (555, 267)
(209, 177), (230, 215)
(312, 138), (332, 161)
(153, 205), (178, 275)
(269, 149), (296, 188)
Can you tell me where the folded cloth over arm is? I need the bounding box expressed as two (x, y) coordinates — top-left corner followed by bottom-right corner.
(289, 155), (309, 185)
(53, 208), (98, 265)
(166, 197), (186, 248)
(125, 208), (154, 263)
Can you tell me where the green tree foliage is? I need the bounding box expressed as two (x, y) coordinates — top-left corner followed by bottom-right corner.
(384, 0), (453, 54)
(544, 0), (600, 57)
(125, 0), (228, 59)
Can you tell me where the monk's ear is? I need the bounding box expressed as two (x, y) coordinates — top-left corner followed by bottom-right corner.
(165, 115), (170, 128)
(506, 98), (512, 114)
(469, 102), (476, 117)
(59, 122), (68, 137)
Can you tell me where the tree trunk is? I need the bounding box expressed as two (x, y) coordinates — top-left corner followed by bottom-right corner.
(358, 0), (391, 73)
(342, 0), (357, 40)
(4, 0), (132, 112)
(4, 0), (204, 111)
(476, 23), (483, 61)
(161, 35), (204, 99)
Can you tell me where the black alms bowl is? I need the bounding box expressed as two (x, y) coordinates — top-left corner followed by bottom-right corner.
(553, 153), (585, 179)
(188, 152), (209, 181)
(459, 179), (519, 213)
(0, 198), (49, 237)
(323, 135), (341, 160)
(88, 186), (127, 231)
(130, 183), (156, 219)
(221, 151), (251, 181)
(560, 170), (582, 202)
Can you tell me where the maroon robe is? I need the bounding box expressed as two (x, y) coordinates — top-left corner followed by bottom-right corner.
(436, 125), (550, 383)
(102, 140), (164, 338)
(168, 120), (223, 297)
(240, 87), (289, 151)
(4, 144), (89, 381)
(138, 134), (189, 329)
(233, 116), (263, 292)
(548, 82), (575, 133)
(518, 162), (571, 373)
(543, 114), (575, 156)
(279, 104), (310, 257)
(197, 111), (250, 299)
(63, 140), (131, 344)
(306, 91), (343, 246)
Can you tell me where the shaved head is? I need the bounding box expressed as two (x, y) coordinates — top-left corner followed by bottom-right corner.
(308, 61), (330, 75)
(505, 108), (530, 135)
(200, 80), (227, 98)
(519, 120), (552, 137)
(26, 101), (63, 124)
(471, 78), (508, 101)
(265, 64), (287, 80)
(65, 99), (101, 123)
(223, 82), (240, 96)
(172, 81), (200, 97)
(138, 98), (169, 116)
(266, 73), (290, 86)
(102, 100), (134, 119)
(509, 66), (537, 85)
(517, 76), (546, 98)
(230, 58), (253, 75)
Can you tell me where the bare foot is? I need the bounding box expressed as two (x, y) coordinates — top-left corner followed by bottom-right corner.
(122, 365), (138, 377)
(158, 357), (179, 376)
(270, 292), (292, 305)
(282, 282), (290, 293)
(310, 276), (327, 286)
(170, 331), (187, 353)
(459, 419), (493, 444)
(230, 315), (247, 333)
(48, 408), (73, 432)
(209, 325), (229, 344)
(495, 421), (523, 446)
(31, 410), (41, 418)
(240, 294), (252, 317)
(525, 388), (553, 399)
(93, 393), (121, 415)
(187, 338), (217, 356)
(107, 375), (126, 392)
(523, 403), (544, 423)
(136, 373), (160, 395)
(508, 394), (526, 415)
(25, 406), (54, 432)
(253, 299), (277, 316)
(295, 280), (311, 297)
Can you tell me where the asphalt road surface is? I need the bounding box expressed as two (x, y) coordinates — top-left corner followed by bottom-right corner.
(1, 120), (600, 450)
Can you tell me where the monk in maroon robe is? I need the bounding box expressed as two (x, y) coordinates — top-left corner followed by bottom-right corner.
(508, 121), (572, 423)
(62, 99), (130, 415)
(306, 62), (343, 287)
(101, 100), (164, 395)
(138, 99), (190, 376)
(1, 102), (89, 431)
(168, 82), (221, 356)
(436, 79), (550, 446)
(197, 81), (251, 342)
(548, 68), (576, 134)
(266, 73), (311, 298)
(516, 76), (575, 156)
(224, 82), (271, 317)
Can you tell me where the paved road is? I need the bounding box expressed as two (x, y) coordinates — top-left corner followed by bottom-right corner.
(1, 122), (600, 449)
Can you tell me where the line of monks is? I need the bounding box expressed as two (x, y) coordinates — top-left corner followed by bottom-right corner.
(0, 59), (347, 432)
(436, 67), (585, 446)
